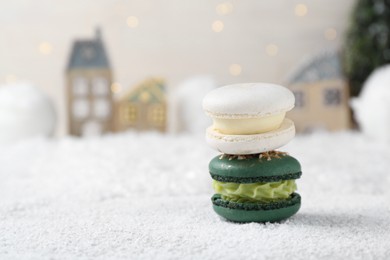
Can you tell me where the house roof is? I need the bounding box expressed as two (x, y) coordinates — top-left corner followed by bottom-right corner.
(120, 78), (166, 104)
(66, 28), (110, 70)
(286, 50), (343, 85)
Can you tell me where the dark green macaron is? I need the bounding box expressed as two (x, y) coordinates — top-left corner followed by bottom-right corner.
(209, 153), (302, 183)
(212, 193), (301, 223)
(209, 152), (302, 223)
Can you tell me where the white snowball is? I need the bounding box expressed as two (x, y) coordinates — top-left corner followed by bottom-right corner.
(173, 76), (216, 134)
(351, 65), (390, 141)
(0, 83), (56, 144)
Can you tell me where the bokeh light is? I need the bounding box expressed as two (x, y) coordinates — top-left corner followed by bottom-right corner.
(127, 16), (139, 28)
(5, 74), (17, 84)
(212, 20), (224, 32)
(39, 42), (53, 55)
(265, 44), (279, 56)
(324, 28), (337, 40)
(111, 82), (122, 93)
(229, 64), (242, 76)
(294, 4), (308, 17)
(216, 2), (233, 15)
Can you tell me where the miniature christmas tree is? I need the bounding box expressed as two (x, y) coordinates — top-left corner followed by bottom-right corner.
(344, 0), (390, 97)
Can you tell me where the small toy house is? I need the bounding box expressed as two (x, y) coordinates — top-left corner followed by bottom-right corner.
(286, 50), (350, 132)
(114, 78), (167, 132)
(65, 28), (114, 136)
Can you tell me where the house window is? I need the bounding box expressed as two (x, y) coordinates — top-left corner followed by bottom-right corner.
(324, 88), (341, 106)
(73, 77), (88, 96)
(121, 105), (137, 124)
(92, 77), (109, 96)
(150, 106), (165, 126)
(72, 99), (89, 119)
(293, 91), (305, 108)
(94, 98), (111, 118)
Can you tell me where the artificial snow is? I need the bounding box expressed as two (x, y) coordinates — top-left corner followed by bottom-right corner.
(0, 83), (56, 144)
(351, 64), (390, 142)
(0, 131), (389, 259)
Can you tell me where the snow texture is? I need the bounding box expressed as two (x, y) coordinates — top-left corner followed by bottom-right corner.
(0, 83), (56, 144)
(351, 64), (390, 142)
(0, 131), (389, 259)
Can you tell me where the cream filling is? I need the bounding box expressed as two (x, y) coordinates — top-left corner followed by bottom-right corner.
(212, 113), (285, 135)
(213, 179), (297, 203)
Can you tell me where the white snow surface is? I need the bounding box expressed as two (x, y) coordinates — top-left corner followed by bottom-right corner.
(0, 131), (389, 259)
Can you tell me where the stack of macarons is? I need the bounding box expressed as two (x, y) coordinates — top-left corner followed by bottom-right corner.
(203, 83), (302, 223)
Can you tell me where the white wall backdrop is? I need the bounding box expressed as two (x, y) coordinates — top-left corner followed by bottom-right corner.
(0, 0), (355, 135)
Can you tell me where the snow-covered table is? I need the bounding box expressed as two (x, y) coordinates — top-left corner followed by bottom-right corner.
(1, 132), (389, 259)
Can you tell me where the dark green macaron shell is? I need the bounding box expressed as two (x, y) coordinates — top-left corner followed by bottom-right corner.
(212, 193), (301, 223)
(210, 153), (302, 223)
(209, 153), (302, 183)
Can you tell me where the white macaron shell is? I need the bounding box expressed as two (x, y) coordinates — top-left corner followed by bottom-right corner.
(206, 118), (295, 154)
(203, 83), (295, 119)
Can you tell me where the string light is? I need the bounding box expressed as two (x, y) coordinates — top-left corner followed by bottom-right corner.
(229, 64), (242, 76)
(324, 28), (337, 41)
(111, 82), (122, 93)
(265, 44), (279, 56)
(39, 42), (53, 55)
(212, 20), (224, 32)
(294, 4), (308, 17)
(216, 2), (233, 15)
(127, 16), (139, 28)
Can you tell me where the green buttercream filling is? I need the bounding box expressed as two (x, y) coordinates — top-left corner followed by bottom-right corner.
(213, 180), (297, 203)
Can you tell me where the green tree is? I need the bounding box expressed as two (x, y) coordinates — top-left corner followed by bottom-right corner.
(344, 0), (390, 97)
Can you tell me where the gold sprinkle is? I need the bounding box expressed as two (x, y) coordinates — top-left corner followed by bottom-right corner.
(259, 151), (288, 161)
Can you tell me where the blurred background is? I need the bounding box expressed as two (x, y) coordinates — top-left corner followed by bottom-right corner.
(2, 2), (390, 257)
(1, 0), (389, 142)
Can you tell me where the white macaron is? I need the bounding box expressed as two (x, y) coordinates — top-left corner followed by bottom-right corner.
(203, 83), (295, 154)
